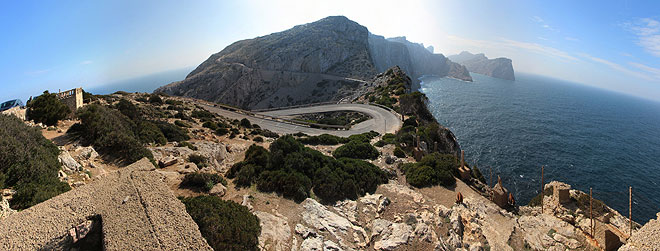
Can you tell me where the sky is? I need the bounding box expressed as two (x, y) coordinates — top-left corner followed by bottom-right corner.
(1, 0), (659, 102)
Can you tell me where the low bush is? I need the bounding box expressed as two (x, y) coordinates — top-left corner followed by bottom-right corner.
(191, 109), (215, 120)
(374, 140), (385, 147)
(333, 140), (379, 160)
(188, 154), (209, 168)
(180, 173), (227, 192)
(178, 141), (198, 150)
(0, 115), (70, 210)
(136, 121), (167, 146)
(403, 153), (458, 188)
(69, 104), (153, 163)
(180, 196), (260, 251)
(148, 94), (163, 105)
(229, 136), (388, 204)
(203, 121), (219, 130)
(298, 134), (349, 145)
(382, 133), (397, 144)
(26, 91), (70, 126)
(175, 120), (192, 128)
(240, 118), (252, 128)
(393, 147), (406, 158)
(253, 136), (264, 142)
(216, 127), (229, 136)
(156, 122), (190, 142)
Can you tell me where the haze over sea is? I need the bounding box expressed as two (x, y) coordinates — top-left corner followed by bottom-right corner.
(421, 73), (660, 223)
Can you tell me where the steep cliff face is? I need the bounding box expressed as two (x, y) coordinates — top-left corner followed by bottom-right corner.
(157, 16), (471, 109)
(369, 36), (472, 83)
(449, 51), (515, 81)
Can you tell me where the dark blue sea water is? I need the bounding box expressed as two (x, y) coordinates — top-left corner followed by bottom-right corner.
(420, 73), (660, 223)
(86, 67), (192, 95)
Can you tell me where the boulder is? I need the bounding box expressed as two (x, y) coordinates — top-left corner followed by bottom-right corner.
(300, 236), (323, 251)
(159, 155), (179, 168)
(209, 183), (226, 197)
(255, 211), (291, 251)
(176, 163), (198, 174)
(75, 146), (99, 160)
(58, 150), (82, 173)
(301, 198), (352, 237)
(242, 194), (253, 211)
(295, 224), (317, 239)
(371, 219), (413, 250)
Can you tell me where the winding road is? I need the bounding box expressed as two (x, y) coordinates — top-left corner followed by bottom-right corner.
(199, 103), (402, 137)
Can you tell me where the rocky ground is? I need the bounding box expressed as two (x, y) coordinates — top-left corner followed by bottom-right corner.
(3, 92), (657, 251)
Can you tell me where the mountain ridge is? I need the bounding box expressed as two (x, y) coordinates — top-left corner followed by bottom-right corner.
(449, 51), (515, 80)
(156, 16), (471, 109)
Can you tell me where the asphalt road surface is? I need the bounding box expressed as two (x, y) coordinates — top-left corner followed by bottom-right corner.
(199, 103), (402, 137)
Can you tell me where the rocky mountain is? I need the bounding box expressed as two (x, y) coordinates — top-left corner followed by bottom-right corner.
(156, 16), (471, 109)
(449, 51), (515, 81)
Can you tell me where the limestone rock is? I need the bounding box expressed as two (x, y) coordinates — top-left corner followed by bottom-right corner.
(295, 224), (317, 239)
(300, 236), (324, 251)
(301, 198), (352, 237)
(370, 219), (413, 250)
(176, 163), (198, 174)
(209, 183), (226, 197)
(242, 194), (253, 211)
(75, 146), (99, 160)
(255, 211), (291, 251)
(58, 150), (82, 173)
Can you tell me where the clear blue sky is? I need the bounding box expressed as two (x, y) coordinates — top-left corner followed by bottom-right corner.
(1, 0), (659, 102)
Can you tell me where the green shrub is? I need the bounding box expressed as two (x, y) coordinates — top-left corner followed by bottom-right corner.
(253, 136), (264, 142)
(374, 140), (385, 147)
(115, 99), (140, 120)
(70, 104), (153, 163)
(0, 115), (70, 210)
(26, 91), (70, 126)
(216, 127), (229, 136)
(180, 196), (260, 251)
(240, 118), (252, 128)
(382, 133), (397, 144)
(393, 147), (406, 158)
(203, 121), (219, 130)
(333, 140), (379, 160)
(156, 122), (190, 142)
(188, 154), (209, 168)
(180, 173), (227, 192)
(298, 134), (349, 145)
(191, 109), (215, 120)
(175, 120), (192, 128)
(178, 141), (198, 150)
(165, 99), (183, 106)
(136, 121), (167, 146)
(148, 94), (163, 104)
(403, 153), (457, 188)
(228, 137), (388, 204)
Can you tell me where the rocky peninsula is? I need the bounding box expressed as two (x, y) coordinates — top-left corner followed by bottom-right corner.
(449, 51), (515, 81)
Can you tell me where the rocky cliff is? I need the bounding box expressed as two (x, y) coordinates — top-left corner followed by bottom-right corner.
(449, 51), (515, 81)
(156, 16), (472, 109)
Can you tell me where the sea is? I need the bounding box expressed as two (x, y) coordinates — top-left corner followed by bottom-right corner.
(420, 73), (660, 223)
(86, 67), (193, 95)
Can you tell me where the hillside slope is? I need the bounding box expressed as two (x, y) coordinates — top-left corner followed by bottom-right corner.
(156, 16), (472, 109)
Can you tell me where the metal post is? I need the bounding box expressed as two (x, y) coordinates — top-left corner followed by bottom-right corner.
(630, 186), (633, 236)
(541, 165), (544, 214)
(590, 188), (593, 237)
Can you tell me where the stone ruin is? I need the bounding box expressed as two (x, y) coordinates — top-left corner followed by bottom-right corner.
(492, 176), (509, 208)
(458, 150), (472, 180)
(56, 87), (84, 117)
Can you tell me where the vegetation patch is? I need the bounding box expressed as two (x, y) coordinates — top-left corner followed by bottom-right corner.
(401, 153), (458, 188)
(180, 173), (227, 192)
(68, 104), (154, 164)
(333, 140), (379, 160)
(180, 196), (260, 251)
(0, 114), (70, 210)
(26, 91), (70, 126)
(227, 136), (388, 204)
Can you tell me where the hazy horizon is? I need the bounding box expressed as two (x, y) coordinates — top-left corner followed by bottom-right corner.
(2, 0), (659, 102)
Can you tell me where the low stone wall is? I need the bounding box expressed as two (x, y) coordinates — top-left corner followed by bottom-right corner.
(1, 106), (26, 120)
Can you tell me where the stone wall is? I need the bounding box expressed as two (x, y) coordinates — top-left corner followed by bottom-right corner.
(56, 88), (83, 116)
(0, 106), (26, 120)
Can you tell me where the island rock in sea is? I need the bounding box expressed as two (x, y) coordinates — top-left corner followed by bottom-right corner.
(155, 16), (471, 109)
(449, 51), (515, 81)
